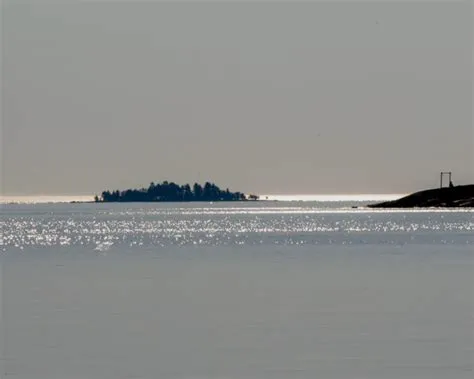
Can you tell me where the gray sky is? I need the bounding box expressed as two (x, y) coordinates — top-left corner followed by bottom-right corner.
(2, 0), (472, 195)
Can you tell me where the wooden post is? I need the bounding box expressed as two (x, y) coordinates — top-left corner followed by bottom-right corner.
(440, 171), (453, 188)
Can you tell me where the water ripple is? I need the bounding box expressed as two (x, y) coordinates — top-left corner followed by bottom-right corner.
(2, 204), (473, 250)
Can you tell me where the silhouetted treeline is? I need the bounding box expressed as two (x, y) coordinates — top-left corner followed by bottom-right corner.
(96, 181), (256, 202)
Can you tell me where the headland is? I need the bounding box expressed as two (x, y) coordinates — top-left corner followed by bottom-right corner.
(368, 184), (474, 208)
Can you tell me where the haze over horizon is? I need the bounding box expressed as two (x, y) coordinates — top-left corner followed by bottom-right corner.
(2, 0), (473, 196)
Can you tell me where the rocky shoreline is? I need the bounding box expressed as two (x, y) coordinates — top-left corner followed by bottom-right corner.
(368, 184), (474, 208)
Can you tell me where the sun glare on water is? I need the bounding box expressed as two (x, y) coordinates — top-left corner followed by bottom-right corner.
(0, 195), (94, 204)
(261, 194), (405, 202)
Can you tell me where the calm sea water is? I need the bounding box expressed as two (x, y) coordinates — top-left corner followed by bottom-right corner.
(1, 202), (473, 379)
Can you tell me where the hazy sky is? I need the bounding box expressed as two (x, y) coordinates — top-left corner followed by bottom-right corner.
(2, 0), (472, 195)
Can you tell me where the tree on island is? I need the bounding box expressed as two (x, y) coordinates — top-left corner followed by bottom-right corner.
(96, 181), (256, 202)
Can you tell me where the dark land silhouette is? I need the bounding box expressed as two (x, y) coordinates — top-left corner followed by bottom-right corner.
(368, 184), (474, 208)
(96, 181), (257, 202)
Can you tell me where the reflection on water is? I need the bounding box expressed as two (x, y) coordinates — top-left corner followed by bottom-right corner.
(1, 203), (473, 379)
(2, 203), (473, 251)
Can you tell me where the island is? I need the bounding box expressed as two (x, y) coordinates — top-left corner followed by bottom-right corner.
(368, 184), (474, 208)
(95, 181), (259, 202)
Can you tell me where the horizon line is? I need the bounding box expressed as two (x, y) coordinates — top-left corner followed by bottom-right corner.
(0, 193), (406, 204)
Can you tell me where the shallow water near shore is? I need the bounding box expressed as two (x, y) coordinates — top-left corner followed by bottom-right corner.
(1, 202), (473, 378)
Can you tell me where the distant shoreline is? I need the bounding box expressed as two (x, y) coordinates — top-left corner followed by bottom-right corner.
(11, 189), (474, 206)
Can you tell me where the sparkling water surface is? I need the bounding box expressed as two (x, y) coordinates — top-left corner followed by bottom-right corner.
(1, 202), (473, 378)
